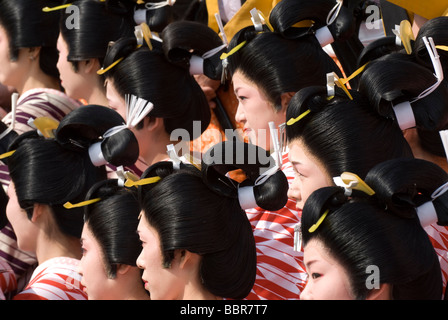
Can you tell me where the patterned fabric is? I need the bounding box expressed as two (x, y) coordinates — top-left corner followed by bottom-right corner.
(424, 224), (448, 298)
(0, 259), (17, 300)
(0, 88), (80, 292)
(12, 257), (87, 300)
(245, 149), (305, 300)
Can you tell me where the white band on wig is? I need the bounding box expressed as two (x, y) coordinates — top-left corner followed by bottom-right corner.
(416, 201), (438, 227)
(134, 9), (146, 25)
(88, 142), (107, 167)
(238, 186), (257, 210)
(393, 101), (416, 130)
(315, 26), (335, 47)
(189, 55), (204, 75)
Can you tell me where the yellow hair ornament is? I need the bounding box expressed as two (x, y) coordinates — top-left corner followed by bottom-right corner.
(436, 45), (448, 52)
(286, 109), (311, 126)
(124, 176), (161, 188)
(220, 41), (247, 61)
(339, 63), (368, 86)
(0, 150), (15, 160)
(42, 4), (72, 12)
(333, 172), (376, 196)
(63, 198), (101, 209)
(97, 57), (124, 75)
(308, 209), (329, 233)
(33, 117), (59, 139)
(140, 23), (153, 50)
(392, 20), (415, 55)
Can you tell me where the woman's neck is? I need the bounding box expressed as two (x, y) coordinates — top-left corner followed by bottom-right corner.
(35, 233), (82, 265)
(18, 71), (60, 95)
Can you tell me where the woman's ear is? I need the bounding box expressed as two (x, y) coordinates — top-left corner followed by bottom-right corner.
(116, 264), (133, 276)
(366, 283), (392, 300)
(28, 47), (41, 61)
(175, 249), (201, 271)
(280, 92), (295, 110)
(30, 203), (45, 222)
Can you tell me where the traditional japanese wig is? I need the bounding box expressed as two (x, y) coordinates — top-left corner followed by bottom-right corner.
(285, 86), (413, 180)
(301, 158), (445, 300)
(224, 0), (353, 111)
(0, 0), (62, 78)
(101, 20), (222, 140)
(59, 0), (135, 72)
(83, 179), (142, 278)
(138, 140), (288, 299)
(7, 105), (138, 238)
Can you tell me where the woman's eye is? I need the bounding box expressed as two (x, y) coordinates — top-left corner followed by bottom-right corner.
(311, 273), (321, 279)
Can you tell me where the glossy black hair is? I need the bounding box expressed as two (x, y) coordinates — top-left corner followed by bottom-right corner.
(101, 20), (218, 139)
(59, 0), (135, 71)
(0, 0), (62, 78)
(285, 86), (413, 179)
(301, 158), (445, 300)
(7, 105), (138, 238)
(225, 0), (344, 111)
(136, 140), (288, 299)
(83, 179), (142, 278)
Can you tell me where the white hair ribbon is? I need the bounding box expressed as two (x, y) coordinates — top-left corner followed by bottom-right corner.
(250, 8), (264, 32)
(189, 44), (227, 75)
(315, 0), (342, 47)
(417, 181), (448, 227)
(215, 13), (228, 46)
(88, 95), (153, 166)
(144, 0), (176, 10)
(252, 122), (281, 186)
(411, 36), (444, 102)
(238, 185), (258, 210)
(392, 101), (416, 130)
(392, 36), (444, 130)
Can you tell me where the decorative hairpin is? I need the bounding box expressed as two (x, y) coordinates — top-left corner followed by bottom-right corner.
(392, 20), (414, 55)
(308, 209), (330, 233)
(28, 117), (59, 139)
(89, 95), (153, 166)
(134, 23), (153, 50)
(293, 222), (302, 251)
(392, 36), (444, 130)
(144, 0), (176, 10)
(215, 13), (228, 46)
(97, 57), (124, 75)
(43, 0), (106, 12)
(332, 172), (375, 196)
(189, 44), (227, 76)
(314, 0), (343, 47)
(124, 175), (161, 188)
(116, 165), (140, 187)
(250, 8), (273, 32)
(63, 198), (101, 209)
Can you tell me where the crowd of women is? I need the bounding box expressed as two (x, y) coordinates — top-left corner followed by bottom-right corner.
(0, 0), (447, 301)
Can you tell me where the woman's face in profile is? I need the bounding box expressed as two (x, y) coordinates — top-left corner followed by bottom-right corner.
(300, 238), (354, 300)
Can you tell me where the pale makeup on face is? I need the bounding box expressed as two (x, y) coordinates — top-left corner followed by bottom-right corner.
(287, 139), (333, 210)
(232, 71), (285, 152)
(300, 238), (355, 300)
(136, 215), (185, 300)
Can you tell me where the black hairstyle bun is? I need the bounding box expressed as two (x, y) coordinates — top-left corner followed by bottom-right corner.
(55, 105), (139, 167)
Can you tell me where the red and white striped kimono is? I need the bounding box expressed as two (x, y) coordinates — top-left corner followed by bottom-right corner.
(245, 149), (306, 300)
(12, 257), (87, 300)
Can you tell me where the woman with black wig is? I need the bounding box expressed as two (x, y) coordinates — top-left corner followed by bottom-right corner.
(221, 0), (357, 299)
(101, 20), (222, 168)
(0, 0), (82, 297)
(57, 0), (135, 107)
(135, 140), (288, 299)
(4, 105), (139, 300)
(300, 158), (446, 299)
(78, 179), (150, 300)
